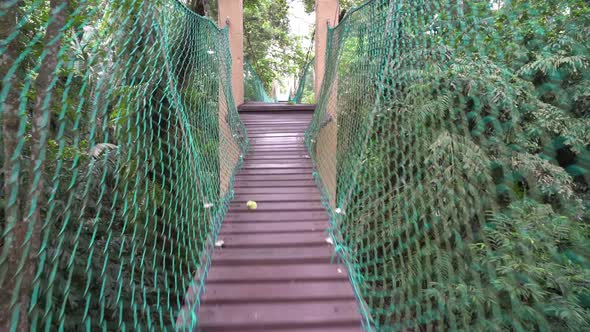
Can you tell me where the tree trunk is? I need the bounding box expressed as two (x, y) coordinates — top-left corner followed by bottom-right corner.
(0, 0), (69, 330)
(0, 1), (25, 329)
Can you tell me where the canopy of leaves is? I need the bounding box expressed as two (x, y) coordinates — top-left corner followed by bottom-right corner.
(1, 0), (246, 330)
(303, 0), (366, 14)
(307, 0), (590, 330)
(243, 0), (307, 93)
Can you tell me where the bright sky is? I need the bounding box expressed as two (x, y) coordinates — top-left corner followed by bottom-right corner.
(273, 1), (314, 101)
(288, 0), (314, 41)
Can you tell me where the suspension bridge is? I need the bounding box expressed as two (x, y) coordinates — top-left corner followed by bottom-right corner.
(1, 0), (588, 331)
(189, 105), (363, 331)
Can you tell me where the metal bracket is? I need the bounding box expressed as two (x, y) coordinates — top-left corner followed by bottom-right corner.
(225, 16), (230, 26)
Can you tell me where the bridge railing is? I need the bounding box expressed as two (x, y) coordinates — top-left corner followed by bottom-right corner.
(244, 60), (273, 102)
(0, 0), (247, 330)
(306, 0), (590, 330)
(290, 57), (315, 104)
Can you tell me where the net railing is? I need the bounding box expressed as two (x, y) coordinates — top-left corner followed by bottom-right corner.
(290, 57), (315, 104)
(0, 0), (247, 330)
(244, 60), (273, 102)
(306, 0), (590, 330)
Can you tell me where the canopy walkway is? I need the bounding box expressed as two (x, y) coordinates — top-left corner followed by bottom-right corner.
(192, 106), (363, 331)
(1, 0), (589, 331)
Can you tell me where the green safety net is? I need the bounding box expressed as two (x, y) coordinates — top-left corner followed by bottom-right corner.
(290, 57), (315, 104)
(244, 60), (273, 102)
(307, 0), (589, 331)
(0, 0), (247, 330)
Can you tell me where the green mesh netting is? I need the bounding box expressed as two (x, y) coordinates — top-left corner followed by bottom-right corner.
(0, 0), (247, 330)
(290, 57), (315, 104)
(244, 60), (273, 102)
(307, 0), (590, 330)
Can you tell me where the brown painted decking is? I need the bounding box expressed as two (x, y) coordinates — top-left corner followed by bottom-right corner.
(197, 109), (363, 331)
(238, 102), (316, 112)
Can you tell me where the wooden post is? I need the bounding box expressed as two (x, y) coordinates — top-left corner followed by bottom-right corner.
(314, 0), (339, 208)
(218, 0), (244, 105)
(314, 0), (339, 97)
(217, 0), (244, 196)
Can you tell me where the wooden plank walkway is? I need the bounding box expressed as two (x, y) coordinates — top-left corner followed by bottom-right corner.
(197, 109), (363, 331)
(238, 102), (316, 112)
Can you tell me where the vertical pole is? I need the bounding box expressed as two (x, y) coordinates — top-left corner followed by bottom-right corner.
(217, 0), (243, 196)
(218, 0), (244, 105)
(314, 0), (339, 208)
(314, 0), (339, 97)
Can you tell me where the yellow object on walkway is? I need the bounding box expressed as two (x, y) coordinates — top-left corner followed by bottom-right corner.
(246, 200), (257, 210)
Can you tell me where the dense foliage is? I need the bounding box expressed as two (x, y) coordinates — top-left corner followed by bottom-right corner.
(307, 0), (589, 330)
(243, 0), (307, 93)
(303, 0), (366, 14)
(1, 0), (246, 330)
(201, 0), (308, 93)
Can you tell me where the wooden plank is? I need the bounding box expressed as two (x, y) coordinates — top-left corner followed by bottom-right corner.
(244, 123), (310, 128)
(240, 113), (313, 119)
(242, 161), (312, 167)
(249, 142), (305, 146)
(234, 180), (317, 188)
(238, 103), (316, 112)
(242, 114), (313, 117)
(233, 186), (319, 194)
(246, 129), (309, 134)
(215, 232), (327, 248)
(235, 174), (313, 181)
(243, 116), (310, 120)
(244, 157), (311, 163)
(245, 148), (310, 153)
(241, 117), (312, 122)
(241, 108), (312, 113)
(198, 301), (360, 329)
(212, 247), (334, 265)
(245, 123), (311, 125)
(245, 122), (309, 126)
(219, 221), (326, 234)
(241, 163), (312, 169)
(243, 116), (311, 120)
(249, 137), (304, 144)
(249, 141), (305, 145)
(243, 121), (311, 123)
(238, 168), (312, 175)
(247, 133), (305, 138)
(188, 110), (362, 332)
(244, 119), (312, 122)
(245, 153), (310, 160)
(246, 130), (309, 134)
(245, 124), (309, 127)
(250, 144), (307, 152)
(242, 114), (312, 118)
(229, 201), (325, 211)
(246, 145), (307, 150)
(247, 133), (306, 138)
(233, 193), (321, 202)
(246, 149), (308, 154)
(201, 280), (356, 303)
(251, 327), (361, 332)
(245, 128), (309, 132)
(205, 263), (348, 283)
(224, 210), (327, 222)
(243, 118), (312, 122)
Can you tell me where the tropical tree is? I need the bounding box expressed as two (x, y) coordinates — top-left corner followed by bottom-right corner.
(243, 0), (306, 92)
